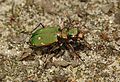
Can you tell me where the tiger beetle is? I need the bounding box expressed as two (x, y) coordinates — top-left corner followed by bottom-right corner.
(29, 22), (86, 59)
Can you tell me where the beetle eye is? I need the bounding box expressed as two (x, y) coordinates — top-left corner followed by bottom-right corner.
(78, 33), (84, 40)
(58, 28), (62, 32)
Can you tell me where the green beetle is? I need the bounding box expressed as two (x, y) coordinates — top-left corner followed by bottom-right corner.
(29, 23), (86, 58)
(30, 23), (80, 47)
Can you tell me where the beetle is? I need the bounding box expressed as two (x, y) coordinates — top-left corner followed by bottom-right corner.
(29, 22), (86, 59)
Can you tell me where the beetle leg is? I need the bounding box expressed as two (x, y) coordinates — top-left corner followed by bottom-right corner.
(66, 43), (85, 61)
(31, 23), (45, 33)
(49, 45), (60, 52)
(36, 22), (45, 28)
(43, 43), (61, 68)
(77, 39), (91, 50)
(66, 43), (79, 58)
(66, 43), (87, 66)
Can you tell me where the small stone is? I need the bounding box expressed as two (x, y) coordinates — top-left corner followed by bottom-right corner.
(101, 3), (114, 14)
(34, 0), (56, 14)
(114, 10), (120, 24)
(17, 48), (34, 61)
(69, 60), (80, 67)
(53, 59), (70, 67)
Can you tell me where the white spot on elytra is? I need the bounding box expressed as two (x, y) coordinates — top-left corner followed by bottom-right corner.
(41, 42), (45, 45)
(38, 37), (41, 40)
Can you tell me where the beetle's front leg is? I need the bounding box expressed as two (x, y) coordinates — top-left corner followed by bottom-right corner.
(66, 43), (87, 66)
(66, 43), (85, 62)
(66, 43), (80, 59)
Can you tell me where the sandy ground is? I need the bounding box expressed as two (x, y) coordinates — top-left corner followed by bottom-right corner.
(0, 0), (120, 82)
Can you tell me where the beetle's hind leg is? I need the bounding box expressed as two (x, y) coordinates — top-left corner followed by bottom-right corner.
(31, 23), (45, 33)
(36, 22), (45, 28)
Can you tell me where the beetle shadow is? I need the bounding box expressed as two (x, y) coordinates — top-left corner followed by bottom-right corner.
(30, 43), (61, 55)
